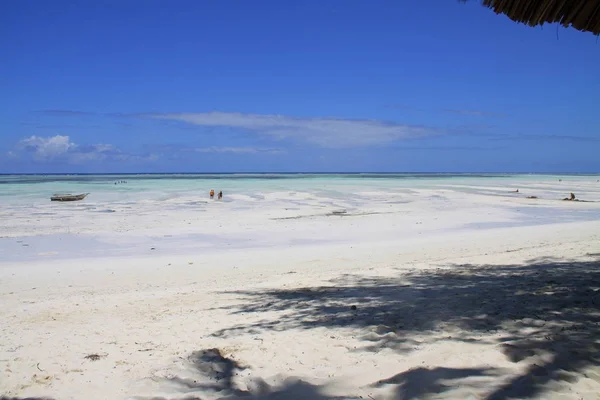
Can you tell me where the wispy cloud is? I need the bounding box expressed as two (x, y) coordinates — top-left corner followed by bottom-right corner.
(144, 112), (444, 148)
(391, 145), (507, 151)
(443, 109), (506, 118)
(14, 135), (157, 164)
(147, 144), (284, 156)
(37, 109), (97, 116)
(194, 146), (284, 154)
(387, 105), (506, 118)
(20, 121), (105, 130)
(386, 104), (422, 111)
(37, 109), (447, 145)
(490, 133), (600, 142)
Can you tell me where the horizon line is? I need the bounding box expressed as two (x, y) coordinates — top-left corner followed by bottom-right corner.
(1, 172), (599, 176)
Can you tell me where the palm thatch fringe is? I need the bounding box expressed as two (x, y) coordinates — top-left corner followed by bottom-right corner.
(465, 0), (600, 34)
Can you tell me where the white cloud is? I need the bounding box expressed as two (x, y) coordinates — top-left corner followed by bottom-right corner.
(18, 135), (75, 159)
(147, 112), (441, 148)
(194, 146), (283, 154)
(15, 135), (157, 164)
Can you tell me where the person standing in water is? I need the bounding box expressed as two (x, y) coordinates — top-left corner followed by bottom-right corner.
(210, 189), (215, 199)
(218, 191), (223, 200)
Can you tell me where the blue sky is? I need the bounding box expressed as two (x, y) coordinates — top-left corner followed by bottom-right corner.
(1, 0), (599, 173)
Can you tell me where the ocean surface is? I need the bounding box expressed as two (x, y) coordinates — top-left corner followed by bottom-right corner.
(1, 173), (600, 212)
(1, 173), (600, 261)
(1, 173), (599, 200)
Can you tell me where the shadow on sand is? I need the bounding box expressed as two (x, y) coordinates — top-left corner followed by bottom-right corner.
(0, 397), (55, 400)
(139, 256), (600, 399)
(134, 348), (358, 400)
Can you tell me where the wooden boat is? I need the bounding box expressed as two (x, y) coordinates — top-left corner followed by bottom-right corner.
(51, 193), (89, 202)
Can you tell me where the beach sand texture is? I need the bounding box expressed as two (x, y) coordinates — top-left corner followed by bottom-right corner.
(1, 174), (599, 400)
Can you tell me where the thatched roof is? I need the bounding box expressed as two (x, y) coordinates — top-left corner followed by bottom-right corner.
(471, 0), (600, 34)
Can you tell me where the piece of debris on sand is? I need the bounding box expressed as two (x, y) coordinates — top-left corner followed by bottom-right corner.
(84, 353), (107, 361)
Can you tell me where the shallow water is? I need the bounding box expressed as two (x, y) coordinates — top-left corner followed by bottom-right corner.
(1, 173), (597, 203)
(1, 173), (599, 241)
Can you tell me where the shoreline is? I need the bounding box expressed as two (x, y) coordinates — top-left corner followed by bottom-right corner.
(1, 219), (598, 267)
(1, 220), (599, 399)
(1, 175), (600, 399)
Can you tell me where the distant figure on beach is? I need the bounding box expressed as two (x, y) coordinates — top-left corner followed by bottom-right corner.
(210, 189), (215, 199)
(563, 192), (576, 201)
(218, 191), (223, 200)
(512, 189), (519, 193)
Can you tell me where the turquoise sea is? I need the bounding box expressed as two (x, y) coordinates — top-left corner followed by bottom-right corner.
(1, 173), (599, 261)
(2, 173), (599, 204)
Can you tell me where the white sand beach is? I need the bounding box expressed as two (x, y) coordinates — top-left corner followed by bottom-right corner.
(1, 175), (600, 400)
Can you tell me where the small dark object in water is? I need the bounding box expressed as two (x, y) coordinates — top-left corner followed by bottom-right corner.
(563, 192), (576, 201)
(350, 305), (357, 311)
(331, 210), (347, 215)
(526, 196), (538, 199)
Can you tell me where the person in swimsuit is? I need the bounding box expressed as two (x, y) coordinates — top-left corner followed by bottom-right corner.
(218, 191), (223, 200)
(210, 189), (215, 199)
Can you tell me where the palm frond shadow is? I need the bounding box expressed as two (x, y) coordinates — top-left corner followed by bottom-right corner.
(134, 348), (358, 400)
(0, 397), (55, 400)
(211, 257), (600, 399)
(372, 366), (498, 400)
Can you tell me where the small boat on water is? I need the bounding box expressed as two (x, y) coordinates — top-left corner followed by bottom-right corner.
(51, 193), (89, 202)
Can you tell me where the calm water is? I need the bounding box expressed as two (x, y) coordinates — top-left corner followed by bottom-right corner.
(1, 173), (598, 206)
(2, 174), (599, 257)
